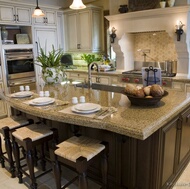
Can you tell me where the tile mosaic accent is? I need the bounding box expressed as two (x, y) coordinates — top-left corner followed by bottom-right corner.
(134, 32), (177, 63)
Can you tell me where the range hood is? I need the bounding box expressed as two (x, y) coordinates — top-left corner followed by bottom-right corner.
(105, 6), (190, 76)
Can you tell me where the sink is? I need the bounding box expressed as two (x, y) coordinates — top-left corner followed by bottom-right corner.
(76, 83), (125, 93)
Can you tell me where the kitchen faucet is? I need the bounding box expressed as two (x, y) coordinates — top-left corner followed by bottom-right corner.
(88, 62), (100, 88)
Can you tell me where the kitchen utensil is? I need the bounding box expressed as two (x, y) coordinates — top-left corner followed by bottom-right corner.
(165, 60), (177, 77)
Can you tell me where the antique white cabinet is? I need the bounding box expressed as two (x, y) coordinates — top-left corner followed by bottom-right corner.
(64, 6), (103, 53)
(0, 66), (7, 118)
(33, 27), (58, 84)
(0, 5), (31, 25)
(33, 9), (57, 26)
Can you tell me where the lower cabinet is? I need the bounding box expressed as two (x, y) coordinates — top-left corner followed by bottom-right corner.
(160, 117), (179, 188)
(66, 72), (88, 82)
(91, 75), (110, 84)
(178, 107), (190, 167)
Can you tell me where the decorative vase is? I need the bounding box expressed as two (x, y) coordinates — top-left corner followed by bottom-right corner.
(1, 26), (8, 40)
(42, 67), (67, 84)
(168, 0), (175, 7)
(160, 1), (166, 8)
(118, 5), (128, 13)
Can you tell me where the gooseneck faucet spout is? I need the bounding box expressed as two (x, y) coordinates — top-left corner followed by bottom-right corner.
(88, 62), (100, 88)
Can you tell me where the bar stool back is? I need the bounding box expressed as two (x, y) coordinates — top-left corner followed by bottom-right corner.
(50, 135), (109, 189)
(0, 116), (33, 177)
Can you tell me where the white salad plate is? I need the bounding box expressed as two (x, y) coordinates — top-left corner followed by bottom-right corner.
(71, 103), (101, 114)
(29, 97), (55, 106)
(11, 91), (33, 98)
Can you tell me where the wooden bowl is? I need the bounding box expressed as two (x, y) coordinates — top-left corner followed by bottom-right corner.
(124, 91), (168, 106)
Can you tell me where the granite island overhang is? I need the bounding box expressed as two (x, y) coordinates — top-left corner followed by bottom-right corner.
(1, 83), (190, 140)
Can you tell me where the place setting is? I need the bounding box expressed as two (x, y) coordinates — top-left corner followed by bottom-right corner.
(10, 91), (34, 98)
(59, 102), (117, 119)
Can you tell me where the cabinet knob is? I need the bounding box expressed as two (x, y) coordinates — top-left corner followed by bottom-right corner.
(77, 44), (81, 49)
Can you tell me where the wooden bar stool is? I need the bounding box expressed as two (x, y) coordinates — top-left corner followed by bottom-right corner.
(0, 116), (33, 178)
(50, 135), (109, 189)
(11, 123), (58, 189)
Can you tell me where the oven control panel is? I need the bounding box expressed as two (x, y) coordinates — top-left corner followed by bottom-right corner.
(120, 74), (172, 88)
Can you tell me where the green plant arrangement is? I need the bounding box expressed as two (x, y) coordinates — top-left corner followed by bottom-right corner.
(35, 45), (67, 84)
(81, 53), (102, 67)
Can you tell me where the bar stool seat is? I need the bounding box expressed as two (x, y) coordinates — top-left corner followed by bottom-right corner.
(0, 116), (33, 177)
(12, 123), (58, 189)
(51, 135), (108, 189)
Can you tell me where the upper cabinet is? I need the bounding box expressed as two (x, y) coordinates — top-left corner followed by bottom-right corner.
(64, 6), (103, 53)
(0, 5), (31, 25)
(33, 9), (57, 26)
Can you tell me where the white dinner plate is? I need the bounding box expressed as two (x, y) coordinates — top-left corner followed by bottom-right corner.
(71, 103), (101, 114)
(74, 103), (101, 111)
(29, 97), (55, 106)
(11, 91), (33, 98)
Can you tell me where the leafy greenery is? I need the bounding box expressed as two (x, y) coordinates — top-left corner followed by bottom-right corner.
(35, 45), (67, 84)
(81, 53), (102, 66)
(36, 45), (63, 68)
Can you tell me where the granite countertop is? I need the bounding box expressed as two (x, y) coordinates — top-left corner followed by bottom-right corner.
(66, 69), (190, 82)
(1, 84), (190, 140)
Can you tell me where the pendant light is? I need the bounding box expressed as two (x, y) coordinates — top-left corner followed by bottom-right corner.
(32, 0), (45, 17)
(70, 0), (86, 10)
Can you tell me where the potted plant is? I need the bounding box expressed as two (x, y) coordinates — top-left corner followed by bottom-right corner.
(160, 0), (166, 8)
(81, 53), (102, 68)
(35, 45), (67, 84)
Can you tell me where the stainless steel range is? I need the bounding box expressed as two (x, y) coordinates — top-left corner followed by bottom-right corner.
(120, 70), (173, 88)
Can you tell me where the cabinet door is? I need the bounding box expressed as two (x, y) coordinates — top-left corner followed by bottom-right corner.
(0, 5), (15, 22)
(179, 108), (190, 164)
(34, 10), (56, 26)
(0, 82), (7, 118)
(78, 10), (91, 51)
(161, 118), (179, 187)
(185, 83), (190, 92)
(33, 28), (58, 84)
(16, 7), (31, 24)
(172, 82), (184, 91)
(92, 75), (110, 84)
(0, 5), (31, 25)
(66, 12), (78, 51)
(68, 72), (87, 82)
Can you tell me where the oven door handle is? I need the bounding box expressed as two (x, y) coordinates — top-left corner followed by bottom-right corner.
(6, 56), (33, 60)
(9, 79), (35, 86)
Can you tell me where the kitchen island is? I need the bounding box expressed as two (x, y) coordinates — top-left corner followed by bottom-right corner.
(1, 83), (190, 189)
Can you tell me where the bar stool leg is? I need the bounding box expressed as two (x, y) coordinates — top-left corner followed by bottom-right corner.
(0, 134), (5, 168)
(40, 143), (46, 171)
(101, 142), (109, 189)
(12, 135), (22, 183)
(53, 158), (62, 189)
(2, 127), (15, 178)
(76, 157), (88, 189)
(24, 138), (37, 189)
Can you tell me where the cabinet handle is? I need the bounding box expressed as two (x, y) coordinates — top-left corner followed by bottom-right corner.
(35, 41), (39, 56)
(16, 15), (19, 21)
(43, 17), (46, 23)
(77, 44), (81, 49)
(46, 17), (48, 23)
(13, 14), (16, 21)
(186, 114), (190, 124)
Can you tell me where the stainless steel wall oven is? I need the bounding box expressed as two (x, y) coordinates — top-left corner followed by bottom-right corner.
(4, 48), (36, 92)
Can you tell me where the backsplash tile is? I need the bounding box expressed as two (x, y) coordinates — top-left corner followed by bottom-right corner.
(134, 32), (177, 62)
